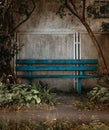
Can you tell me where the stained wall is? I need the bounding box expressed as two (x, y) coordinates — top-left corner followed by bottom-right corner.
(16, 0), (109, 91)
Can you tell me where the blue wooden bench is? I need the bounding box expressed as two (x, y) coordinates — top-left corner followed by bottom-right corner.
(16, 59), (98, 94)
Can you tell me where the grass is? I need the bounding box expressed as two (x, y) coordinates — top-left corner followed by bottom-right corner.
(0, 119), (109, 130)
(67, 92), (109, 111)
(72, 96), (109, 111)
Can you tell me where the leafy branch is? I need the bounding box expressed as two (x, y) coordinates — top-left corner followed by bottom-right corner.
(0, 0), (37, 83)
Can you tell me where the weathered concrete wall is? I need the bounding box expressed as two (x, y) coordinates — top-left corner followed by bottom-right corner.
(18, 33), (74, 59)
(16, 0), (109, 91)
(17, 0), (109, 32)
(17, 0), (83, 32)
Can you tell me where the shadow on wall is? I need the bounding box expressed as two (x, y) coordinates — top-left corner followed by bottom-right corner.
(17, 0), (77, 31)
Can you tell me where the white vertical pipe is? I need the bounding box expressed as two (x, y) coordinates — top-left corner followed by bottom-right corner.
(80, 32), (81, 59)
(73, 32), (75, 60)
(76, 32), (78, 60)
(79, 32), (81, 60)
(73, 32), (81, 90)
(73, 32), (76, 89)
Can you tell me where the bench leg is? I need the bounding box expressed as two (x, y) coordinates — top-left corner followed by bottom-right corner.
(77, 79), (82, 94)
(29, 79), (33, 86)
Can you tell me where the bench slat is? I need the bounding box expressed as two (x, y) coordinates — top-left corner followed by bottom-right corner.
(16, 59), (98, 64)
(16, 66), (98, 71)
(17, 75), (97, 78)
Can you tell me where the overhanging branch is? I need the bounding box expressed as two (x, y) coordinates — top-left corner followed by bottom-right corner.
(69, 0), (79, 15)
(82, 0), (86, 20)
(11, 0), (36, 33)
(65, 0), (81, 19)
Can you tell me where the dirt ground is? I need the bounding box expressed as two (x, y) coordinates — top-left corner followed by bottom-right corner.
(0, 94), (109, 123)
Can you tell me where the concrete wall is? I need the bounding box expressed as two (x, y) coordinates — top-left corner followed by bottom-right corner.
(16, 0), (109, 91)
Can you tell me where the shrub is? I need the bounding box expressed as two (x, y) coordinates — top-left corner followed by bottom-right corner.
(0, 81), (55, 109)
(87, 79), (109, 103)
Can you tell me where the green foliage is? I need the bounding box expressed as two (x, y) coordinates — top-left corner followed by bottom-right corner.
(56, 2), (67, 18)
(0, 36), (20, 77)
(33, 81), (55, 105)
(0, 0), (36, 82)
(87, 79), (109, 103)
(0, 81), (55, 108)
(87, 5), (96, 17)
(101, 22), (109, 32)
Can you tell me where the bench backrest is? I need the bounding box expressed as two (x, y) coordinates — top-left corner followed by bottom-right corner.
(16, 59), (98, 77)
(16, 59), (98, 93)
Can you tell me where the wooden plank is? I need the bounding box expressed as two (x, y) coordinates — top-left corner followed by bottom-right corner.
(17, 75), (98, 78)
(16, 59), (98, 64)
(16, 66), (98, 71)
